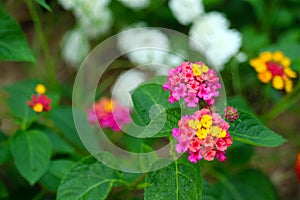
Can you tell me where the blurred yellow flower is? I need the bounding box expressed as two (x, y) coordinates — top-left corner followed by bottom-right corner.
(250, 51), (297, 93)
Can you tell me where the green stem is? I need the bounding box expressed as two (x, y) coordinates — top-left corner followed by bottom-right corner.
(263, 80), (300, 122)
(231, 58), (242, 96)
(32, 189), (46, 200)
(24, 0), (57, 89)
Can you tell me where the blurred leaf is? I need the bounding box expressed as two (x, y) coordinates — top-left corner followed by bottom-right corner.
(144, 157), (202, 200)
(270, 8), (295, 27)
(57, 156), (121, 200)
(0, 130), (10, 165)
(202, 179), (218, 200)
(241, 27), (270, 52)
(43, 127), (75, 154)
(0, 4), (35, 62)
(243, 0), (265, 21)
(10, 130), (52, 185)
(277, 29), (300, 45)
(47, 106), (84, 149)
(39, 159), (75, 192)
(229, 110), (286, 147)
(0, 179), (8, 199)
(131, 77), (182, 138)
(226, 142), (254, 167)
(35, 0), (52, 11)
(227, 96), (253, 113)
(214, 169), (279, 200)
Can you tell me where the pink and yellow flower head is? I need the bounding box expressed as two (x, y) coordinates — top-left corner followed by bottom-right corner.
(87, 97), (131, 132)
(173, 108), (232, 163)
(163, 62), (221, 107)
(295, 152), (300, 182)
(224, 106), (239, 122)
(27, 84), (51, 113)
(250, 51), (297, 93)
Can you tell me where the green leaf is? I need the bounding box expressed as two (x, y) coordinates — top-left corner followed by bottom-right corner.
(39, 159), (75, 192)
(0, 130), (10, 165)
(139, 144), (159, 172)
(0, 179), (8, 199)
(47, 106), (84, 149)
(57, 156), (121, 200)
(0, 4), (35, 62)
(10, 130), (52, 185)
(43, 127), (75, 154)
(144, 157), (202, 200)
(131, 77), (182, 138)
(214, 169), (279, 200)
(229, 111), (286, 147)
(35, 0), (52, 11)
(4, 80), (39, 127)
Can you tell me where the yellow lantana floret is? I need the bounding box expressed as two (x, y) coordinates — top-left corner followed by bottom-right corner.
(258, 71), (272, 83)
(35, 84), (46, 94)
(200, 115), (212, 129)
(259, 51), (272, 62)
(284, 68), (297, 78)
(218, 130), (227, 138)
(284, 77), (293, 93)
(33, 103), (43, 112)
(210, 126), (222, 137)
(281, 57), (291, 67)
(192, 64), (209, 76)
(189, 120), (200, 130)
(196, 128), (208, 139)
(105, 100), (115, 112)
(272, 75), (284, 89)
(273, 51), (284, 62)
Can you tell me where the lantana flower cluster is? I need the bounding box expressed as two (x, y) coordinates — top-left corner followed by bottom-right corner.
(250, 51), (297, 93)
(295, 152), (300, 182)
(164, 61), (236, 163)
(27, 84), (52, 113)
(88, 97), (131, 131)
(172, 108), (232, 162)
(163, 61), (221, 107)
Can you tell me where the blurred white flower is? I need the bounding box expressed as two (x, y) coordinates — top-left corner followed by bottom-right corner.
(57, 0), (76, 10)
(117, 28), (170, 66)
(189, 12), (242, 70)
(169, 0), (204, 25)
(111, 69), (147, 108)
(117, 0), (150, 10)
(73, 0), (112, 39)
(235, 52), (248, 63)
(61, 28), (90, 67)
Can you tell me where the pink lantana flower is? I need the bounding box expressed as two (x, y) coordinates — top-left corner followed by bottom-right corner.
(163, 62), (221, 107)
(87, 97), (131, 131)
(172, 108), (233, 163)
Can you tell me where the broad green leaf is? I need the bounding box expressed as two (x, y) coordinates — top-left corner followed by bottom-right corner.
(229, 111), (286, 147)
(4, 80), (39, 127)
(0, 179), (8, 199)
(144, 157), (202, 200)
(131, 78), (182, 138)
(10, 130), (52, 185)
(43, 128), (75, 154)
(39, 159), (75, 192)
(47, 106), (84, 149)
(0, 4), (35, 62)
(0, 130), (10, 165)
(214, 169), (279, 200)
(202, 180), (218, 200)
(35, 0), (52, 11)
(57, 156), (121, 200)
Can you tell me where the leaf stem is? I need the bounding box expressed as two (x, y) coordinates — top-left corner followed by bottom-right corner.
(263, 80), (300, 122)
(24, 0), (57, 89)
